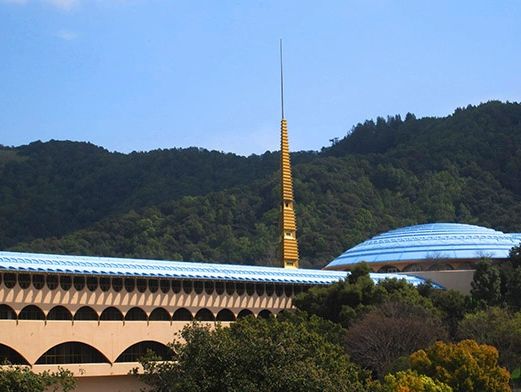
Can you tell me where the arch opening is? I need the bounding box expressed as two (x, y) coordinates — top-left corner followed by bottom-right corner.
(3, 273), (16, 288)
(100, 307), (123, 321)
(182, 280), (193, 294)
(149, 308), (170, 321)
(115, 341), (174, 363)
(125, 307), (147, 321)
(204, 281), (214, 295)
(195, 308), (214, 322)
(216, 309), (235, 322)
(73, 276), (85, 291)
(99, 277), (110, 292)
(428, 263), (454, 271)
(237, 309), (254, 319)
(0, 305), (16, 320)
(256, 283), (265, 296)
(18, 305), (45, 320)
(74, 306), (98, 321)
(86, 277), (98, 291)
(0, 343), (29, 365)
(172, 280), (182, 293)
(124, 278), (135, 293)
(377, 265), (400, 273)
(35, 342), (110, 365)
(46, 275), (58, 290)
(148, 279), (158, 293)
(18, 274), (31, 289)
(32, 274), (45, 289)
(112, 277), (123, 292)
(60, 275), (72, 291)
(172, 308), (193, 321)
(225, 282), (235, 296)
(403, 264), (424, 272)
(48, 306), (73, 321)
(258, 309), (272, 319)
(160, 280), (170, 294)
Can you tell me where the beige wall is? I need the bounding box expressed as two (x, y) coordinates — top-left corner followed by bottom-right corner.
(0, 281), (293, 379)
(401, 270), (475, 294)
(73, 375), (148, 392)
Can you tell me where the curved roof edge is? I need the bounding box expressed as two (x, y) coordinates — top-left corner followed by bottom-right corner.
(327, 223), (520, 269)
(0, 251), (436, 288)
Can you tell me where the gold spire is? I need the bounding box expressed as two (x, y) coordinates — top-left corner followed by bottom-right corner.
(279, 40), (299, 269)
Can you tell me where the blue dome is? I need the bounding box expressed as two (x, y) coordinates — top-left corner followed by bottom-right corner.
(326, 223), (521, 269)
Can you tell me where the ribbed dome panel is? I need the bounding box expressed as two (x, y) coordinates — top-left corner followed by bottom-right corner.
(326, 223), (521, 269)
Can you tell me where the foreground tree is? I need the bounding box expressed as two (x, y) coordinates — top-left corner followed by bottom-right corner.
(0, 365), (75, 392)
(457, 307), (521, 373)
(137, 317), (370, 392)
(409, 340), (510, 392)
(426, 289), (469, 338)
(470, 260), (502, 306)
(345, 301), (447, 378)
(294, 264), (434, 327)
(377, 370), (453, 392)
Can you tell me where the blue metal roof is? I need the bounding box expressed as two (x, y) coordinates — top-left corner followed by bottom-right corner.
(0, 251), (432, 287)
(326, 223), (521, 269)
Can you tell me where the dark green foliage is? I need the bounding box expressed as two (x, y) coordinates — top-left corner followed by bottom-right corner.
(505, 268), (521, 311)
(0, 365), (75, 392)
(509, 245), (521, 269)
(423, 289), (470, 338)
(4, 101), (521, 267)
(470, 261), (502, 307)
(136, 317), (371, 392)
(293, 267), (435, 327)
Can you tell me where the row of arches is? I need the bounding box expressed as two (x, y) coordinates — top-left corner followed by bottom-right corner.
(0, 304), (273, 322)
(376, 263), (457, 273)
(0, 272), (306, 297)
(0, 340), (174, 366)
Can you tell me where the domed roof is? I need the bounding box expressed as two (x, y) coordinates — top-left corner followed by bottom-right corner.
(326, 223), (521, 269)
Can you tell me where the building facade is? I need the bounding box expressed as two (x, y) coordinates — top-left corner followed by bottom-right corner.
(0, 251), (428, 391)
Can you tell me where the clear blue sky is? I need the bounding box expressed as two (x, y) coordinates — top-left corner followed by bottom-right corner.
(1, 0), (520, 155)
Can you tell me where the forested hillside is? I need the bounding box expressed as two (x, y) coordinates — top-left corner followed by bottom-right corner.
(3, 101), (521, 268)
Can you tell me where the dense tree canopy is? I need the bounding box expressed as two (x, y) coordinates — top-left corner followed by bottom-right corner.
(409, 340), (511, 392)
(3, 101), (521, 267)
(0, 366), (75, 392)
(137, 317), (371, 392)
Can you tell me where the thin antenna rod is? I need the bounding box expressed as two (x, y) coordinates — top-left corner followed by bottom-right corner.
(280, 39), (285, 119)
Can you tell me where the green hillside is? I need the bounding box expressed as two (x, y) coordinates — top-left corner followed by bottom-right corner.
(4, 101), (521, 268)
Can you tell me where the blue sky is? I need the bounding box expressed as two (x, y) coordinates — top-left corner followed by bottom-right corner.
(1, 1), (520, 155)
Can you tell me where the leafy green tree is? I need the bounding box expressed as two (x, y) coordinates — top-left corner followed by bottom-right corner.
(294, 266), (435, 327)
(470, 260), (502, 306)
(137, 317), (371, 392)
(505, 267), (521, 311)
(509, 244), (521, 269)
(0, 365), (75, 392)
(426, 289), (470, 338)
(409, 340), (511, 392)
(457, 307), (521, 372)
(377, 370), (453, 392)
(275, 309), (346, 347)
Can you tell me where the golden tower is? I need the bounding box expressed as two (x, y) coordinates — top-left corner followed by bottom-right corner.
(279, 40), (299, 269)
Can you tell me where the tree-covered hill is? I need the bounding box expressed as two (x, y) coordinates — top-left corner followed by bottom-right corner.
(4, 101), (521, 268)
